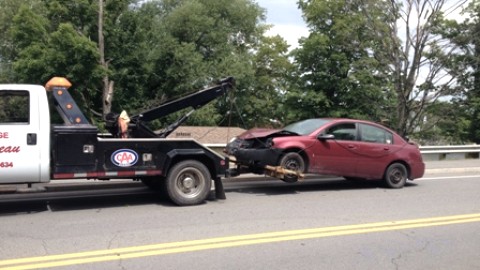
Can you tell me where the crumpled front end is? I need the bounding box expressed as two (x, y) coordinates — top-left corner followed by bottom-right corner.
(226, 142), (283, 176)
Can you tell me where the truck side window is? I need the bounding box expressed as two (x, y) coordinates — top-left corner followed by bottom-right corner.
(0, 91), (29, 124)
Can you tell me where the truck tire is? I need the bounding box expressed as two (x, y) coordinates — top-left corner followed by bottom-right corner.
(165, 160), (211, 206)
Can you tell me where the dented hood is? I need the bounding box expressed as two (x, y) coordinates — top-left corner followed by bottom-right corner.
(237, 128), (283, 139)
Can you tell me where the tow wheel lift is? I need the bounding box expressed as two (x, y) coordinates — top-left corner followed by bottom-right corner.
(227, 157), (305, 183)
(264, 165), (305, 182)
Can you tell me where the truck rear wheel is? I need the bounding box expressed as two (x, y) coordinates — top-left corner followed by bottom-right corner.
(165, 160), (211, 206)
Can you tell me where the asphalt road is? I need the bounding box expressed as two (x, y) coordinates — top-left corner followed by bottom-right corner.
(0, 160), (479, 270)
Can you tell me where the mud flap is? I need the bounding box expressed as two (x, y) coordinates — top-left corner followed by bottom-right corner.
(214, 177), (226, 200)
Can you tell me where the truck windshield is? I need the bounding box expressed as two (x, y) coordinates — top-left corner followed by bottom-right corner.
(0, 91), (29, 124)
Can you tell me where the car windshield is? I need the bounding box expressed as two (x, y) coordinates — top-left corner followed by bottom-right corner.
(283, 119), (332, 135)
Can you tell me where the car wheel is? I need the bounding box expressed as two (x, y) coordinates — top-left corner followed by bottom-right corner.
(383, 163), (407, 188)
(279, 152), (305, 183)
(164, 160), (211, 206)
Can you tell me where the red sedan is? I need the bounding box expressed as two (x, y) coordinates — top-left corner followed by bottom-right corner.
(226, 118), (425, 188)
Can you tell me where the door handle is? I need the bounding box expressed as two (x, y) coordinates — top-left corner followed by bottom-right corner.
(27, 133), (37, 145)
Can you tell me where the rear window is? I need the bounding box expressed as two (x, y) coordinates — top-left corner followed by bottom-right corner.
(359, 123), (393, 144)
(0, 90), (30, 124)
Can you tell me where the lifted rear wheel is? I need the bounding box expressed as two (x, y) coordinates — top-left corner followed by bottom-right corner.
(383, 163), (407, 188)
(165, 160), (211, 206)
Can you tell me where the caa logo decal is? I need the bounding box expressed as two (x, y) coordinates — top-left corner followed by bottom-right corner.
(111, 149), (138, 167)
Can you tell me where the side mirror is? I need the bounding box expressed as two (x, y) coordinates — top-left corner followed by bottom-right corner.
(317, 134), (335, 140)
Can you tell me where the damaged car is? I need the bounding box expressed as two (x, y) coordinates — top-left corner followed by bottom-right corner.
(226, 118), (425, 188)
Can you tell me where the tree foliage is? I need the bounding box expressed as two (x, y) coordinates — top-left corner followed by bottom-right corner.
(433, 0), (480, 143)
(0, 0), (476, 144)
(290, 0), (394, 124)
(292, 0), (470, 139)
(382, 0), (469, 137)
(0, 0), (283, 130)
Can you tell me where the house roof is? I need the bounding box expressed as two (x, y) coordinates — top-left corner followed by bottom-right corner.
(168, 126), (246, 144)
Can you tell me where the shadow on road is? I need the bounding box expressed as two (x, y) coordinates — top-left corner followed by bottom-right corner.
(0, 184), (176, 216)
(224, 177), (418, 196)
(0, 178), (418, 216)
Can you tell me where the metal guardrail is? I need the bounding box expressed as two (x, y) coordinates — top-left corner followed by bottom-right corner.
(419, 145), (480, 161)
(205, 144), (480, 161)
(419, 145), (480, 153)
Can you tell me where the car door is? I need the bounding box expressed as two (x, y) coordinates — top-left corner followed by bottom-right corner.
(310, 122), (359, 176)
(0, 89), (42, 183)
(353, 123), (398, 179)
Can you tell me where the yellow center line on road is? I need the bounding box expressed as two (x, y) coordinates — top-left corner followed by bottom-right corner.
(2, 213), (480, 269)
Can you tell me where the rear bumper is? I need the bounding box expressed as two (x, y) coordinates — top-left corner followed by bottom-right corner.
(409, 161), (425, 179)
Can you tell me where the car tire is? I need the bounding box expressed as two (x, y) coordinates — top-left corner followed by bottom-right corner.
(164, 160), (211, 206)
(279, 152), (305, 183)
(383, 163), (407, 188)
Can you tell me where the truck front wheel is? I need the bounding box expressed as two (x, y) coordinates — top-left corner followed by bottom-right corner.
(165, 160), (211, 206)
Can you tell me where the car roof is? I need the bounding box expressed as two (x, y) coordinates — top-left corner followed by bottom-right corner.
(306, 118), (396, 132)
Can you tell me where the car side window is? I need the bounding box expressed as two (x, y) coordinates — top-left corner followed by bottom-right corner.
(359, 124), (393, 144)
(0, 91), (30, 124)
(326, 123), (357, 141)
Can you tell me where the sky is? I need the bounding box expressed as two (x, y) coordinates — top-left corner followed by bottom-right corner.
(256, 0), (309, 50)
(255, 0), (471, 50)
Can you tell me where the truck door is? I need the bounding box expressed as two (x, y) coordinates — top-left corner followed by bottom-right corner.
(0, 86), (47, 183)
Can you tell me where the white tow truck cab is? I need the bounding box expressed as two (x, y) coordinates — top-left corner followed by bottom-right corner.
(0, 83), (50, 183)
(0, 77), (235, 205)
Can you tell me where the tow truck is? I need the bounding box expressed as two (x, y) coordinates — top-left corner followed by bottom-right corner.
(0, 76), (234, 206)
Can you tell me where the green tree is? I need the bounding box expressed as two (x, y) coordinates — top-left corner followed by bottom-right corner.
(434, 0), (480, 143)
(383, 0), (467, 137)
(139, 0), (271, 128)
(9, 5), (105, 120)
(227, 35), (293, 127)
(252, 35), (293, 126)
(416, 99), (470, 144)
(290, 0), (393, 124)
(293, 0), (469, 140)
(0, 0), (44, 82)
(0, 0), (289, 132)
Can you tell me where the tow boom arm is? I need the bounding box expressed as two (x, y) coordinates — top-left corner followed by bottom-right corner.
(107, 77), (235, 138)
